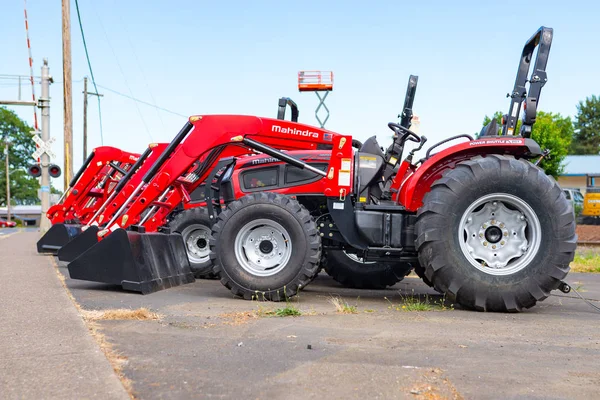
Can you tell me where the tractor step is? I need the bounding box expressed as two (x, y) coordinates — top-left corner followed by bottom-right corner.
(362, 204), (406, 212)
(67, 228), (195, 294)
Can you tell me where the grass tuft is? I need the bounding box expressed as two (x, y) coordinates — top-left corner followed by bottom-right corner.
(273, 305), (302, 317)
(81, 307), (161, 321)
(571, 247), (600, 273)
(386, 290), (453, 312)
(329, 295), (358, 314)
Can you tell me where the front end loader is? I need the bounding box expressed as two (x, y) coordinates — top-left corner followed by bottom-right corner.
(55, 142), (169, 262)
(55, 96), (302, 264)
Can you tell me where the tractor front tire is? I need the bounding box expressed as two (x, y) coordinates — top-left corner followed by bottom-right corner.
(415, 155), (576, 312)
(322, 250), (412, 289)
(210, 193), (321, 301)
(168, 207), (216, 279)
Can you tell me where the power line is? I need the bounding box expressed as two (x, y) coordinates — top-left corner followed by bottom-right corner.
(112, 0), (166, 132)
(95, 84), (188, 118)
(74, 0), (104, 145)
(0, 74), (41, 80)
(91, 2), (153, 142)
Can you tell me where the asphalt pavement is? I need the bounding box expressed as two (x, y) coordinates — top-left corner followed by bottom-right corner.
(59, 240), (600, 399)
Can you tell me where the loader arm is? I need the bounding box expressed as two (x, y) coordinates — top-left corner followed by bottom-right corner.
(85, 143), (169, 227)
(47, 147), (140, 223)
(67, 165), (129, 222)
(101, 115), (353, 235)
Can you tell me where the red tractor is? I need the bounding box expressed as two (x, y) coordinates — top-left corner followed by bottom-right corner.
(64, 27), (576, 312)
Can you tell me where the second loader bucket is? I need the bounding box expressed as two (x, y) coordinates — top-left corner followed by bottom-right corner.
(57, 226), (99, 262)
(67, 228), (195, 294)
(37, 224), (83, 254)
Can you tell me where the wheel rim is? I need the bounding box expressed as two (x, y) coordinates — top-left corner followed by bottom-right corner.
(458, 193), (541, 276)
(342, 251), (376, 264)
(234, 219), (292, 277)
(181, 224), (212, 264)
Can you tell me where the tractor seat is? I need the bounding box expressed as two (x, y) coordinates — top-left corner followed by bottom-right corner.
(359, 136), (385, 159)
(478, 118), (499, 137)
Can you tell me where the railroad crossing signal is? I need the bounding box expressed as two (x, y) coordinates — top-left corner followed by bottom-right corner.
(31, 131), (56, 160)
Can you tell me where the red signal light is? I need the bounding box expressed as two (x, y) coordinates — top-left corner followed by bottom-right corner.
(48, 164), (62, 178)
(28, 164), (42, 178)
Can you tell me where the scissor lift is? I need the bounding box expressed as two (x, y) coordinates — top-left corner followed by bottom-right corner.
(298, 71), (333, 128)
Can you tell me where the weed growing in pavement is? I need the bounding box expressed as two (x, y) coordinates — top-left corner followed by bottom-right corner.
(329, 295), (358, 314)
(385, 289), (454, 312)
(251, 286), (303, 317)
(272, 304), (302, 316)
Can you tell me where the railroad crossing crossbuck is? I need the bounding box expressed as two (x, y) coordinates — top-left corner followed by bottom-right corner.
(31, 132), (56, 160)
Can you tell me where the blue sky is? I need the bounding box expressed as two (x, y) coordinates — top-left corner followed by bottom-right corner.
(2, 0), (599, 190)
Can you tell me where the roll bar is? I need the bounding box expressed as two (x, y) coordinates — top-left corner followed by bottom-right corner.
(502, 26), (553, 137)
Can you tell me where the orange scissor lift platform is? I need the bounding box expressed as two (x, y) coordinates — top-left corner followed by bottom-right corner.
(298, 71), (333, 128)
(298, 71), (334, 92)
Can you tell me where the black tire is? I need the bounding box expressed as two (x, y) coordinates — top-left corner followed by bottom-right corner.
(412, 265), (434, 288)
(415, 155), (576, 312)
(322, 250), (413, 289)
(168, 207), (216, 279)
(210, 193), (321, 301)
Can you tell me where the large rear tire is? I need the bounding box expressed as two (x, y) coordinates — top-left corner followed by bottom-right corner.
(412, 265), (434, 288)
(322, 250), (413, 289)
(168, 208), (216, 279)
(415, 155), (576, 312)
(210, 193), (321, 301)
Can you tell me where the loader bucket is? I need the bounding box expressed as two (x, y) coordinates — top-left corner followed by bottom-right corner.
(67, 228), (195, 294)
(37, 224), (83, 254)
(57, 226), (99, 262)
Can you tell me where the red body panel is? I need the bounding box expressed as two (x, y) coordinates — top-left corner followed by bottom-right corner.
(47, 146), (140, 224)
(398, 137), (532, 211)
(230, 151), (333, 198)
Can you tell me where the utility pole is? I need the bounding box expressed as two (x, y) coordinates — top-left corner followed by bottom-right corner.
(39, 59), (52, 232)
(0, 62), (53, 231)
(82, 77), (103, 160)
(62, 0), (73, 189)
(4, 141), (10, 222)
(83, 77), (87, 160)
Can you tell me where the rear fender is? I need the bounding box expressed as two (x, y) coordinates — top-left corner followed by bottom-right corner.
(398, 137), (541, 211)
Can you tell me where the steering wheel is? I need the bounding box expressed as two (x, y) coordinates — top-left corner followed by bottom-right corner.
(387, 122), (420, 143)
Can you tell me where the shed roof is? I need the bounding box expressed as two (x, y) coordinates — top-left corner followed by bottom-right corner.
(561, 155), (600, 176)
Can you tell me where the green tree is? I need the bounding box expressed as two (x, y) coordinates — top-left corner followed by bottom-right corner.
(0, 107), (40, 206)
(482, 111), (573, 178)
(571, 95), (600, 154)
